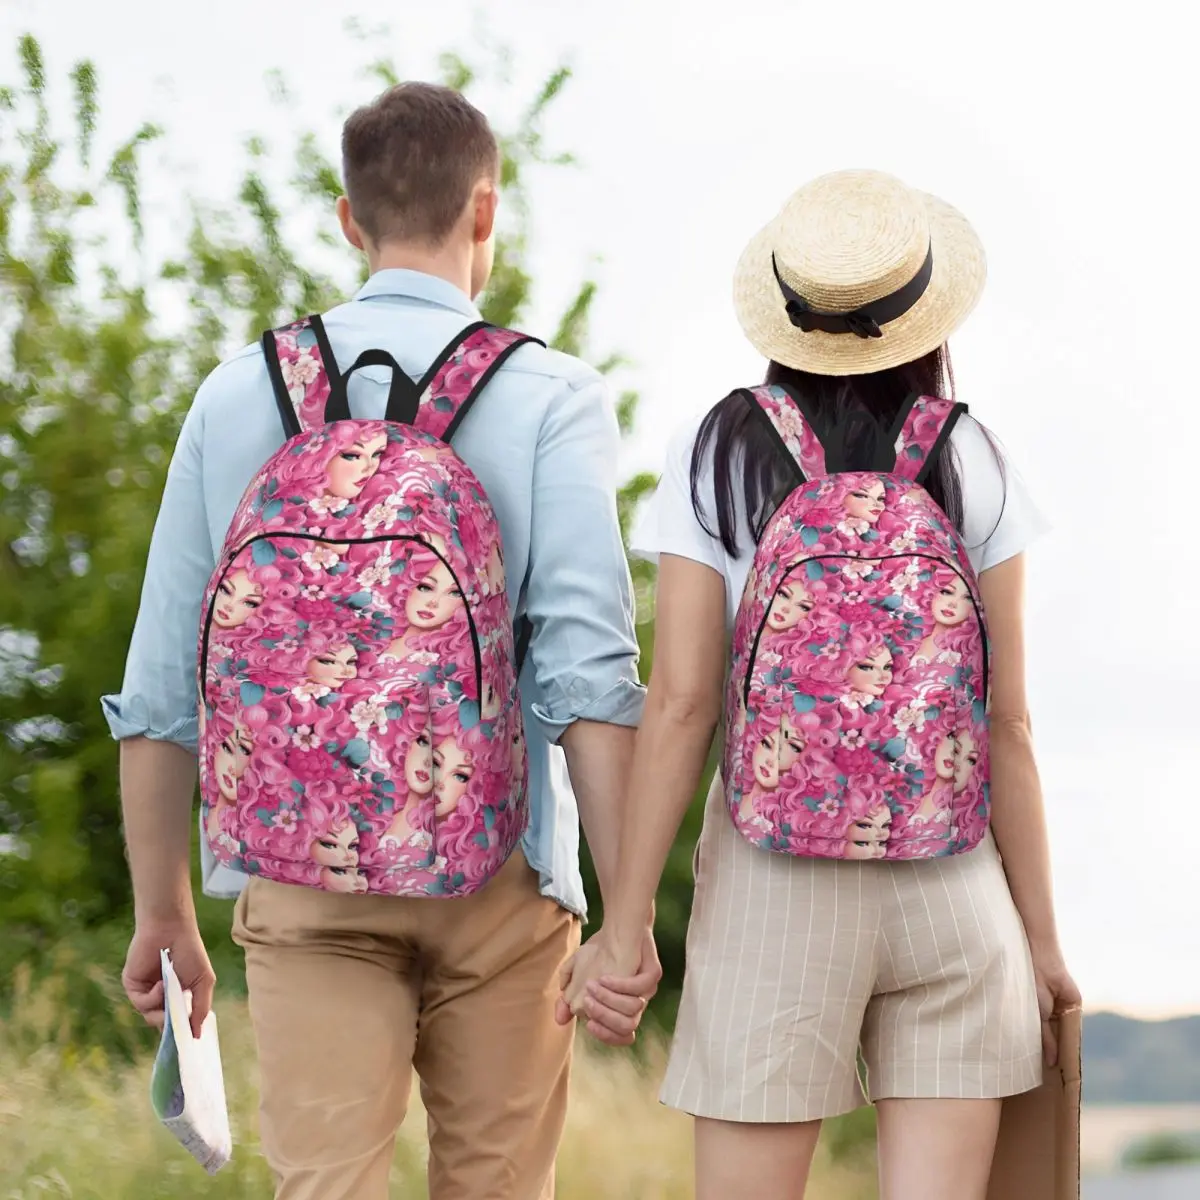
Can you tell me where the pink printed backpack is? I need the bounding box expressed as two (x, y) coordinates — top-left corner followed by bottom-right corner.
(197, 315), (540, 897)
(724, 385), (990, 862)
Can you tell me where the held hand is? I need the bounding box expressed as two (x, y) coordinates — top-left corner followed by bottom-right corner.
(1030, 943), (1082, 1066)
(555, 926), (661, 1047)
(122, 919), (215, 1041)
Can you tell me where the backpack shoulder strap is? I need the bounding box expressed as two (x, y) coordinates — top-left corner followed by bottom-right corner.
(890, 395), (968, 483)
(412, 322), (544, 442)
(261, 314), (347, 438)
(739, 383), (828, 482)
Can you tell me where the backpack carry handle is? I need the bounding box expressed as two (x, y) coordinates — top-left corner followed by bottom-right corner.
(332, 349), (422, 426)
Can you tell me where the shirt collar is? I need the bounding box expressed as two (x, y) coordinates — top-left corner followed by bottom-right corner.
(354, 268), (481, 319)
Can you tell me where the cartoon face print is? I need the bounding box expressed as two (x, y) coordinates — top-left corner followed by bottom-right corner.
(213, 723), (253, 803)
(844, 805), (892, 860)
(433, 737), (474, 818)
(846, 647), (893, 697)
(326, 432), (387, 501)
(750, 722), (801, 791)
(510, 728), (526, 780)
(481, 679), (501, 722)
(932, 732), (958, 782)
(953, 730), (980, 793)
(307, 644), (358, 689)
(310, 821), (360, 869)
(932, 575), (971, 628)
(405, 560), (465, 630)
(766, 582), (815, 632)
(213, 570), (263, 629)
(404, 730), (434, 796)
(844, 480), (886, 524)
(778, 713), (806, 773)
(485, 543), (506, 596)
(321, 864), (369, 894)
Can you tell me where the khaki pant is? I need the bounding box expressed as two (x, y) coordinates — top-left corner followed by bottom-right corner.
(232, 852), (581, 1200)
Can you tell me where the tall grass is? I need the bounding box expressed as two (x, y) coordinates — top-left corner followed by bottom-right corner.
(0, 967), (876, 1198)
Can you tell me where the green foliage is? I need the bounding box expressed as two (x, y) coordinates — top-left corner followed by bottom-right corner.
(1122, 1131), (1200, 1170)
(1, 32), (682, 1049)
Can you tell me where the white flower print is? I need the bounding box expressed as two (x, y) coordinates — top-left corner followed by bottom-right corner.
(837, 517), (870, 537)
(300, 584), (327, 601)
(758, 650), (783, 669)
(817, 797), (840, 817)
(282, 350), (321, 390)
(816, 642), (840, 660)
(302, 544), (341, 571)
(308, 494), (350, 518)
(840, 729), (865, 749)
(845, 590), (863, 604)
(363, 500), (400, 533)
(774, 402), (806, 452)
(292, 725), (320, 750)
(272, 809), (300, 833)
(841, 558), (877, 580)
(357, 552), (393, 590)
(889, 532), (918, 553)
(935, 650), (962, 667)
(212, 643), (233, 660)
(292, 681), (331, 702)
(890, 562), (923, 594)
(407, 650), (438, 667)
(351, 699), (389, 735)
(892, 704), (926, 734)
(840, 690), (873, 711)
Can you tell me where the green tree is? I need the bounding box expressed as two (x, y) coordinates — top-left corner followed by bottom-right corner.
(1, 32), (723, 1045)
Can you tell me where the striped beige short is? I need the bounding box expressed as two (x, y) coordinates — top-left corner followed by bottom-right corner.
(661, 775), (1043, 1123)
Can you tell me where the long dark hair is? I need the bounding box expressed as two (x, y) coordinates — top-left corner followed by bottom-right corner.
(690, 345), (1003, 557)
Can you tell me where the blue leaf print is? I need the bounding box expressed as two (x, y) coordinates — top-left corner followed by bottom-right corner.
(297, 327), (317, 348)
(450, 872), (466, 889)
(458, 699), (480, 730)
(447, 679), (464, 699)
(379, 780), (396, 793)
(342, 739), (370, 768)
(972, 698), (987, 722)
(482, 805), (496, 830)
(251, 540), (277, 566)
(384, 702), (404, 720)
(805, 560), (825, 581)
(345, 591), (373, 609)
(433, 396), (453, 412)
(255, 807), (274, 826)
(793, 692), (817, 713)
(906, 444), (924, 459)
(474, 833), (490, 848)
(291, 780), (305, 795)
(800, 525), (820, 547)
(239, 682), (265, 707)
(880, 594), (902, 611)
(316, 693), (338, 708)
(862, 529), (879, 542)
(881, 736), (907, 760)
(262, 498), (283, 521)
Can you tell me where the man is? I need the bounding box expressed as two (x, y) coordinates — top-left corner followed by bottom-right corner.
(106, 82), (659, 1200)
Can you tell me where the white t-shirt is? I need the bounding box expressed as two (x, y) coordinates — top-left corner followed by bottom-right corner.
(630, 409), (1049, 625)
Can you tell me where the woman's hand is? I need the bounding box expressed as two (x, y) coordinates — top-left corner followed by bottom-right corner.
(1030, 942), (1081, 1066)
(555, 926), (660, 1047)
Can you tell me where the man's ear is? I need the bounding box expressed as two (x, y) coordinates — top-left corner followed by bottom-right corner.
(337, 195), (366, 251)
(473, 180), (498, 245)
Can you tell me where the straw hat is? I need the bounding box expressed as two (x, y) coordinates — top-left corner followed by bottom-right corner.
(732, 169), (986, 376)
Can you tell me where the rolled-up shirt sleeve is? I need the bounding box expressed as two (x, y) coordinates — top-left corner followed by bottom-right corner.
(524, 373), (646, 742)
(100, 393), (216, 754)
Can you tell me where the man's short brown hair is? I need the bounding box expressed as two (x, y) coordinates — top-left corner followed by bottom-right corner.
(341, 82), (499, 247)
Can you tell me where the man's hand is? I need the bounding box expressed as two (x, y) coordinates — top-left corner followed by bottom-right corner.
(555, 925), (661, 1047)
(123, 919), (215, 1040)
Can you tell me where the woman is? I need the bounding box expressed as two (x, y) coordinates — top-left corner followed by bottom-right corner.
(562, 170), (1079, 1200)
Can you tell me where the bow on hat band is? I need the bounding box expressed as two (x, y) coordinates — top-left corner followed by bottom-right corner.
(771, 245), (934, 339)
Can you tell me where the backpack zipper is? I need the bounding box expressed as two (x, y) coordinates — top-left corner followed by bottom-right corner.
(200, 532), (482, 706)
(742, 552), (988, 708)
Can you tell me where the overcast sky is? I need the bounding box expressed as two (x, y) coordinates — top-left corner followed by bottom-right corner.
(2, 0), (1195, 1017)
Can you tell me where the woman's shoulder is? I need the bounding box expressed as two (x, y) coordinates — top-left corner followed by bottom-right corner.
(948, 412), (1051, 571)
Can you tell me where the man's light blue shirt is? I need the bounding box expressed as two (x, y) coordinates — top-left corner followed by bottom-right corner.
(101, 269), (645, 917)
